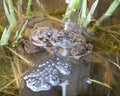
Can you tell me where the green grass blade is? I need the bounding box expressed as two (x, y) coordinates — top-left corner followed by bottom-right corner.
(87, 78), (113, 90)
(36, 0), (46, 14)
(12, 20), (28, 47)
(0, 25), (13, 45)
(98, 0), (120, 24)
(18, 0), (23, 17)
(18, 20), (28, 38)
(0, 25), (4, 32)
(26, 0), (33, 16)
(79, 0), (87, 24)
(63, 0), (81, 21)
(8, 0), (17, 27)
(0, 0), (17, 45)
(83, 0), (99, 27)
(3, 0), (11, 24)
(0, 28), (7, 45)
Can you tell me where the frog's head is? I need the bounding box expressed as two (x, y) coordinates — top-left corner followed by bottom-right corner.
(30, 27), (53, 47)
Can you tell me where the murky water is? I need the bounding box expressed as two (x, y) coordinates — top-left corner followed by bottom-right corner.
(0, 0), (120, 96)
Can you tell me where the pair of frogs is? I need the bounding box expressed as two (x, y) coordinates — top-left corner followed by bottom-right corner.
(27, 21), (93, 60)
(23, 21), (93, 92)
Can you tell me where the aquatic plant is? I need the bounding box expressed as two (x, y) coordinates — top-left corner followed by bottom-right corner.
(98, 0), (120, 24)
(26, 0), (33, 16)
(12, 20), (28, 47)
(64, 0), (120, 26)
(0, 0), (33, 46)
(0, 0), (17, 45)
(87, 78), (113, 90)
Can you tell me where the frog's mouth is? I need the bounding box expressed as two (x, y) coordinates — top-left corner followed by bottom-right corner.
(30, 34), (47, 47)
(32, 40), (47, 47)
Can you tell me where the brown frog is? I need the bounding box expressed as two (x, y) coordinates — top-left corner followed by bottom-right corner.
(29, 21), (93, 60)
(64, 21), (93, 59)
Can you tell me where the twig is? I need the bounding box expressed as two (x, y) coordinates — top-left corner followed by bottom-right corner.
(87, 78), (113, 90)
(6, 46), (33, 66)
(108, 59), (120, 70)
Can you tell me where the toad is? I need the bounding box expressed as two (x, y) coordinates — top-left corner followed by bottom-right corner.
(30, 21), (93, 60)
(23, 57), (71, 92)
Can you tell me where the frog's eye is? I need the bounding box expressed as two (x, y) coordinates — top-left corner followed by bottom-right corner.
(57, 34), (62, 38)
(38, 35), (43, 40)
(38, 38), (43, 41)
(44, 30), (52, 37)
(71, 48), (79, 56)
(47, 33), (52, 38)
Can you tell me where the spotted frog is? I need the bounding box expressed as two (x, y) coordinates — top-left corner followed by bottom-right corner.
(23, 57), (71, 92)
(30, 21), (93, 60)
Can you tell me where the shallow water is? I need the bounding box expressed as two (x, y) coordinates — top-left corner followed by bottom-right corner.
(0, 0), (120, 96)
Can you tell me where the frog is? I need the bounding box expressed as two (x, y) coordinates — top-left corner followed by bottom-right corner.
(63, 21), (93, 59)
(23, 57), (71, 92)
(29, 21), (93, 60)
